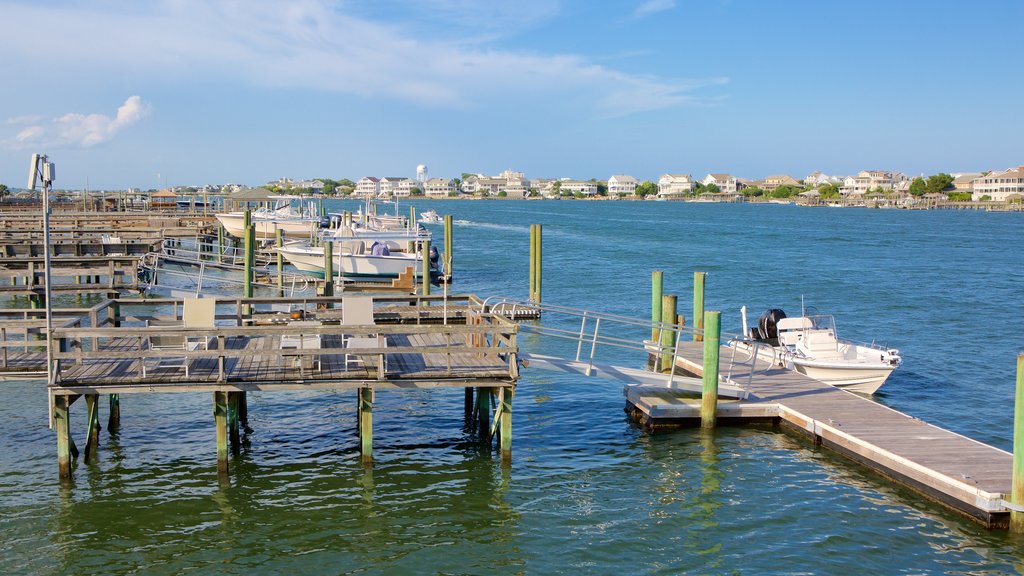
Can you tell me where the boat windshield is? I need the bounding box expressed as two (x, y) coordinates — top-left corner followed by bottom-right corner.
(805, 314), (837, 335)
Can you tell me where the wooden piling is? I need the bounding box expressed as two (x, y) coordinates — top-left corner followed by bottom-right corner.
(54, 395), (71, 479)
(323, 240), (334, 301)
(659, 294), (677, 373)
(227, 391), (241, 455)
(700, 310), (722, 429)
(84, 394), (100, 462)
(276, 228), (284, 297)
(216, 224), (224, 264)
(464, 387), (474, 420)
(477, 387), (491, 439)
(651, 270), (663, 342)
(1012, 353), (1024, 532)
(214, 391), (229, 474)
(499, 387), (512, 462)
(243, 211), (254, 300)
(359, 387), (373, 464)
(421, 240), (431, 296)
(529, 225), (537, 301)
(693, 272), (706, 342)
(107, 394), (120, 432)
(535, 225), (542, 304)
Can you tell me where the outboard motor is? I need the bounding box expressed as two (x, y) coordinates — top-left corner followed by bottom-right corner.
(428, 245), (440, 269)
(756, 308), (787, 345)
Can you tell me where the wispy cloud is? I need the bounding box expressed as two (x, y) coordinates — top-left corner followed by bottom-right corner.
(5, 96), (151, 149)
(633, 0), (676, 18)
(0, 1), (722, 118)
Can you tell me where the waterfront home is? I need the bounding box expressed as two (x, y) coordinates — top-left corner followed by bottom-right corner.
(762, 174), (801, 192)
(842, 175), (871, 195)
(972, 167), (1024, 201)
(560, 180), (598, 196)
(531, 178), (554, 196)
(355, 176), (381, 198)
(424, 178), (457, 198)
(805, 171), (841, 186)
(379, 177), (414, 197)
(608, 175), (639, 196)
(658, 174), (696, 196)
(953, 173), (982, 191)
(702, 173), (741, 194)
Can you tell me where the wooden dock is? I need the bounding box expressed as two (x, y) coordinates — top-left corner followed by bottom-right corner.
(38, 294), (519, 478)
(627, 342), (1014, 527)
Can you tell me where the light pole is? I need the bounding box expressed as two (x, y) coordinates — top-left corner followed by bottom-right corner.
(28, 154), (55, 389)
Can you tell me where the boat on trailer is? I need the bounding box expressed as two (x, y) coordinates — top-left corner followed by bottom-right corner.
(732, 308), (901, 394)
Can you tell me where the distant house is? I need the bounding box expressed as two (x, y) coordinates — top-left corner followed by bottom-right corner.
(702, 173), (740, 194)
(355, 177), (381, 198)
(379, 177), (413, 197)
(530, 178), (555, 196)
(608, 175), (639, 196)
(298, 180), (325, 194)
(560, 180), (598, 196)
(761, 174), (801, 192)
(972, 167), (1024, 201)
(952, 173), (982, 191)
(842, 175), (871, 195)
(657, 174), (696, 196)
(804, 171), (839, 186)
(424, 178), (457, 197)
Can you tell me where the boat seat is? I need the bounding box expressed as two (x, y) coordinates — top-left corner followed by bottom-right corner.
(776, 317), (812, 346)
(802, 330), (842, 358)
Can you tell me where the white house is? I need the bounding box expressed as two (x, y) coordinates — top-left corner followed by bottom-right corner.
(761, 174), (801, 192)
(702, 173), (740, 194)
(424, 178), (457, 197)
(608, 175), (639, 196)
(972, 167), (1024, 201)
(355, 176), (381, 197)
(560, 180), (598, 196)
(657, 174), (695, 196)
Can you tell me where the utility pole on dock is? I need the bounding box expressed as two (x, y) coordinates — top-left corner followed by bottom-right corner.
(27, 154), (55, 388)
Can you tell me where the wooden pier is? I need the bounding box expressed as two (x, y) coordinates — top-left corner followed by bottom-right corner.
(40, 294), (519, 478)
(627, 342), (1015, 527)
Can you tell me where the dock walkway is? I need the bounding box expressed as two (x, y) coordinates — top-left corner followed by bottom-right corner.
(627, 342), (1013, 526)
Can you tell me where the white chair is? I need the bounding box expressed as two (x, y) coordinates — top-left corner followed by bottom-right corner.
(341, 296), (386, 372)
(142, 318), (189, 377)
(280, 320), (322, 374)
(183, 297), (216, 352)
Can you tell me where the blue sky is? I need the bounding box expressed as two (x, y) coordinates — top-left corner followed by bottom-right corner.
(1, 0), (1020, 189)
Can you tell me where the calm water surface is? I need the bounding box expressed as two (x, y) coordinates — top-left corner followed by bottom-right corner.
(2, 200), (1023, 574)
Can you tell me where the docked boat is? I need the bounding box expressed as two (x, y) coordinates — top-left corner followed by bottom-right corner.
(418, 209), (443, 224)
(733, 308), (901, 394)
(216, 196), (321, 240)
(277, 237), (437, 281)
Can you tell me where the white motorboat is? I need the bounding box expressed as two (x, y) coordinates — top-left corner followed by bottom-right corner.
(418, 209), (443, 224)
(733, 309), (901, 394)
(277, 242), (430, 280)
(216, 196), (321, 240)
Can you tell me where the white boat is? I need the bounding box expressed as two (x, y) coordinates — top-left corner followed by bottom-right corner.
(216, 196), (321, 240)
(418, 209), (443, 224)
(277, 238), (436, 281)
(733, 309), (901, 394)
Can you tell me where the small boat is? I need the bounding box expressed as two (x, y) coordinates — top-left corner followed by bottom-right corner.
(216, 196), (321, 240)
(277, 237), (438, 281)
(732, 308), (901, 394)
(418, 209), (443, 224)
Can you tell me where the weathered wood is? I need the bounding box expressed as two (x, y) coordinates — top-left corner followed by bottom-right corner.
(659, 294), (677, 373)
(214, 391), (229, 474)
(107, 393), (120, 432)
(651, 270), (663, 342)
(84, 394), (100, 462)
(499, 386), (512, 462)
(54, 394), (72, 479)
(227, 391), (241, 455)
(700, 311), (721, 429)
(693, 271), (705, 342)
(359, 387), (373, 464)
(1012, 353), (1024, 532)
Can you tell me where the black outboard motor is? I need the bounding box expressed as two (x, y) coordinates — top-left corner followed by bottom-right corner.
(428, 246), (440, 269)
(756, 308), (787, 345)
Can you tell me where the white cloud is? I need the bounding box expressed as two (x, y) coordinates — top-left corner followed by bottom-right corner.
(7, 96), (151, 148)
(633, 0), (676, 18)
(0, 1), (721, 118)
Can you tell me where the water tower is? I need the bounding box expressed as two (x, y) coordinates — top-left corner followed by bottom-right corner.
(416, 164), (428, 184)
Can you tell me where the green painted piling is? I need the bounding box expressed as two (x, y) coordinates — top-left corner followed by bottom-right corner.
(107, 394), (120, 432)
(464, 388), (474, 420)
(84, 394), (100, 462)
(421, 240), (431, 296)
(243, 211), (254, 300)
(227, 392), (240, 454)
(318, 198), (325, 218)
(477, 387), (491, 439)
(651, 271), (663, 342)
(55, 395), (71, 479)
(529, 225), (537, 301)
(700, 310), (722, 429)
(693, 272), (706, 342)
(217, 224), (224, 264)
(499, 387), (513, 463)
(1012, 353), (1024, 532)
(323, 240), (334, 302)
(535, 225), (542, 304)
(359, 387), (373, 464)
(659, 294), (678, 373)
(276, 228), (284, 297)
(214, 391), (229, 475)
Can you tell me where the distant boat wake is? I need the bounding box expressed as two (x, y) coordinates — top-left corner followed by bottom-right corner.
(452, 220), (530, 232)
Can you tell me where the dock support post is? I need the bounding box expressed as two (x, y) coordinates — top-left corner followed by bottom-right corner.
(693, 272), (706, 342)
(464, 388), (474, 420)
(243, 211), (254, 315)
(323, 240), (334, 303)
(700, 310), (722, 429)
(227, 391), (241, 454)
(108, 394), (120, 432)
(659, 294), (677, 373)
(651, 270), (663, 342)
(276, 228), (284, 297)
(217, 224), (224, 264)
(1012, 353), (1024, 532)
(477, 387), (491, 440)
(359, 387), (373, 464)
(54, 394), (72, 479)
(499, 387), (512, 463)
(535, 225), (542, 304)
(529, 224), (536, 302)
(421, 239), (431, 296)
(214, 391), (229, 475)
(84, 394), (100, 462)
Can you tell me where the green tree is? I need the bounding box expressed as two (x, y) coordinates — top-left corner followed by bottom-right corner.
(496, 190), (507, 197)
(589, 178), (608, 196)
(410, 186), (424, 196)
(704, 183), (721, 194)
(550, 181), (562, 197)
(770, 185), (796, 198)
(908, 177), (926, 196)
(925, 173), (954, 195)
(634, 181), (658, 197)
(818, 183), (841, 198)
(742, 186), (764, 197)
(949, 192), (973, 201)
(0, 183), (8, 203)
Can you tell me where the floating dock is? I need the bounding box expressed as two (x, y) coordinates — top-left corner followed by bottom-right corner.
(627, 342), (1015, 527)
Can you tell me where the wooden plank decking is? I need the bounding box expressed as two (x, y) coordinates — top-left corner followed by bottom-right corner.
(627, 342), (1014, 527)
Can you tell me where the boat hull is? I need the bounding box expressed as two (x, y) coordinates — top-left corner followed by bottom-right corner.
(790, 360), (896, 395)
(278, 246), (426, 279)
(216, 213), (319, 240)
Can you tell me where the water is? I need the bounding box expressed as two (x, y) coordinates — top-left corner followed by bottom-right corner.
(3, 200), (1024, 574)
